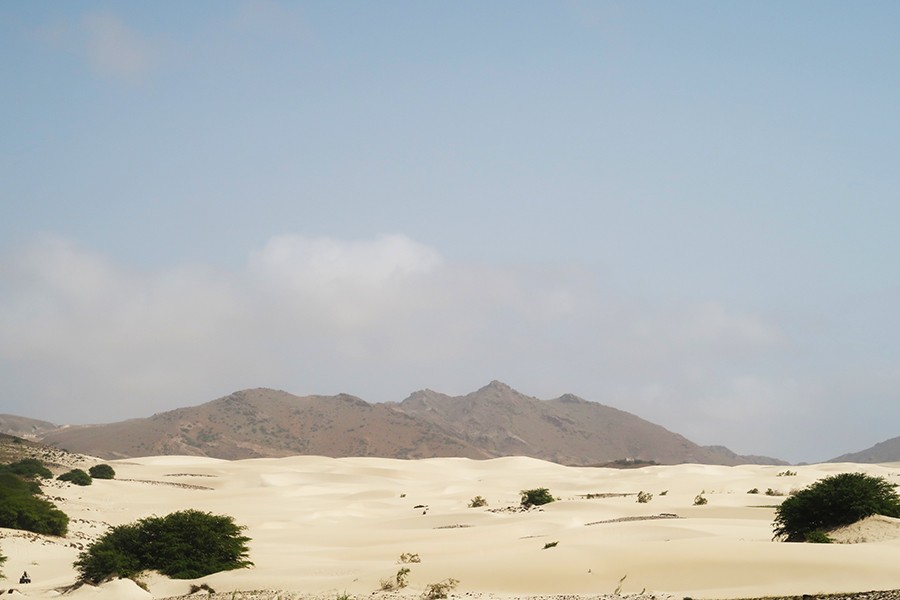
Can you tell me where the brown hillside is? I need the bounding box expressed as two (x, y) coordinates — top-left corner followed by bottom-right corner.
(830, 435), (900, 463)
(0, 414), (59, 439)
(31, 382), (784, 464)
(38, 388), (489, 461)
(390, 380), (782, 466)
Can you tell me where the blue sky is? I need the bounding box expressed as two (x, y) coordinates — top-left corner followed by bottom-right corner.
(2, 2), (899, 463)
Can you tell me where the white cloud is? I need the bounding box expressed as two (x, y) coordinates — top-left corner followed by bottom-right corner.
(82, 12), (157, 80)
(30, 11), (159, 82)
(3, 233), (875, 461)
(252, 233), (441, 291)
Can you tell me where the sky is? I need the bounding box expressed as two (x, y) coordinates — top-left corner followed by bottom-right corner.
(2, 1), (899, 464)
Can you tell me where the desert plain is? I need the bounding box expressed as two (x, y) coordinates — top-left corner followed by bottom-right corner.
(2, 455), (900, 600)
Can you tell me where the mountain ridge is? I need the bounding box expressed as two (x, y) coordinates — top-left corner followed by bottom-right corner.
(4, 382), (786, 465)
(829, 435), (900, 464)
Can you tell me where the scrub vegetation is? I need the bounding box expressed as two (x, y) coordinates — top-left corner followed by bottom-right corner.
(774, 472), (900, 542)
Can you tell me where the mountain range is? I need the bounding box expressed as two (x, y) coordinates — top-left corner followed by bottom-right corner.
(1, 381), (793, 465)
(829, 435), (900, 464)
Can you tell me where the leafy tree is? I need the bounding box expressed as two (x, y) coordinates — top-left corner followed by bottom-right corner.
(1, 458), (52, 479)
(88, 464), (116, 480)
(774, 472), (900, 542)
(76, 509), (252, 583)
(0, 472), (69, 535)
(58, 469), (92, 486)
(520, 488), (555, 507)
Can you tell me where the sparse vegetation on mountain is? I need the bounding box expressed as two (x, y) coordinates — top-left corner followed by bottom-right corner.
(520, 488), (555, 507)
(75, 509), (252, 583)
(773, 472), (900, 542)
(88, 464), (116, 479)
(0, 472), (69, 535)
(58, 468), (92, 486)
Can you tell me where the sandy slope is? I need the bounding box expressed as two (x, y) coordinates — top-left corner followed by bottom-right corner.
(2, 457), (900, 599)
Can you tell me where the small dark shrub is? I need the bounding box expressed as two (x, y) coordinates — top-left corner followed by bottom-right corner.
(693, 494), (707, 506)
(89, 464), (116, 480)
(399, 552), (421, 563)
(542, 541), (558, 549)
(468, 495), (487, 508)
(765, 488), (782, 496)
(379, 577), (396, 591)
(774, 472), (900, 542)
(636, 491), (652, 503)
(423, 578), (459, 599)
(747, 488), (759, 494)
(804, 530), (833, 544)
(520, 488), (555, 507)
(58, 469), (92, 486)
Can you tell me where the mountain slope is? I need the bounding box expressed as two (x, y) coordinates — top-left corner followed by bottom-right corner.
(830, 435), (900, 463)
(38, 388), (488, 461)
(389, 380), (783, 466)
(17, 382), (784, 465)
(0, 414), (59, 439)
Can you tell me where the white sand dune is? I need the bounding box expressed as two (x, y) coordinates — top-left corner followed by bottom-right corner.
(3, 457), (900, 599)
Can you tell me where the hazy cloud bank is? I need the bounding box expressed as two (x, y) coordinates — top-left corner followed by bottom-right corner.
(2, 233), (852, 458)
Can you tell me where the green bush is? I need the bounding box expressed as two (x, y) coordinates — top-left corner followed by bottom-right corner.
(774, 472), (900, 542)
(75, 509), (252, 583)
(89, 464), (116, 480)
(804, 530), (833, 543)
(1, 458), (52, 479)
(520, 488), (555, 507)
(58, 469), (92, 486)
(0, 472), (69, 536)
